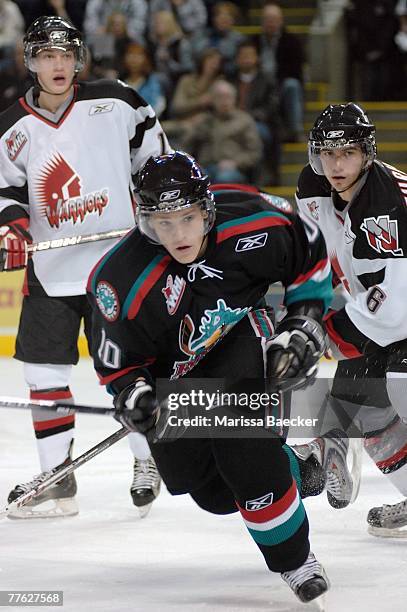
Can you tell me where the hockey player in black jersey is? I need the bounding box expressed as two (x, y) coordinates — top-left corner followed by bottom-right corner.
(87, 150), (344, 604)
(0, 15), (168, 517)
(296, 102), (407, 536)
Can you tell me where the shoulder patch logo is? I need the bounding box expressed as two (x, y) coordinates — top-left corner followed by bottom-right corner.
(235, 232), (268, 252)
(96, 281), (120, 321)
(6, 130), (27, 161)
(307, 200), (319, 220)
(245, 492), (274, 511)
(260, 192), (293, 213)
(162, 274), (186, 315)
(89, 102), (115, 115)
(361, 215), (403, 256)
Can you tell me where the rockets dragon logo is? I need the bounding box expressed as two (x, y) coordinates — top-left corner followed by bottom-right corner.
(35, 153), (109, 228)
(171, 299), (249, 379)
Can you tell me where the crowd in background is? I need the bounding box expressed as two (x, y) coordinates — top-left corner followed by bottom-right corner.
(0, 0), (406, 186)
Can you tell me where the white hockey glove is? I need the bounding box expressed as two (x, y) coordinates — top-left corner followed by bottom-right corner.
(114, 380), (159, 433)
(266, 315), (327, 392)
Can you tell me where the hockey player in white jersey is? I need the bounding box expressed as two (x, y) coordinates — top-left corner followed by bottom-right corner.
(296, 102), (407, 536)
(0, 15), (168, 518)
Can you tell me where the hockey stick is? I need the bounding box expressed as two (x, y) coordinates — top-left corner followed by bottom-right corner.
(27, 228), (132, 253)
(0, 396), (116, 416)
(0, 426), (128, 519)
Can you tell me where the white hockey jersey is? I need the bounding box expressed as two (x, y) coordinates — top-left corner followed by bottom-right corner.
(296, 161), (407, 352)
(0, 79), (170, 296)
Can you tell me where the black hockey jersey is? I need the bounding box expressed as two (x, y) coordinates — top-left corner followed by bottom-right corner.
(0, 79), (169, 296)
(296, 161), (407, 356)
(88, 186), (332, 390)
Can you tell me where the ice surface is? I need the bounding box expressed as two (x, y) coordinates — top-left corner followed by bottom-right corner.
(0, 359), (406, 612)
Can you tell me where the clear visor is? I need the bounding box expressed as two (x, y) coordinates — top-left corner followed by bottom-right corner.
(25, 41), (86, 72)
(136, 199), (215, 244)
(308, 139), (374, 175)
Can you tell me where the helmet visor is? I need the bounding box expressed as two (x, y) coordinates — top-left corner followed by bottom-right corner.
(25, 39), (86, 72)
(136, 198), (215, 244)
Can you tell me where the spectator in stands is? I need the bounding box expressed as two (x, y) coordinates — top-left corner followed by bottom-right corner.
(0, 0), (24, 71)
(14, 0), (87, 30)
(148, 10), (194, 104)
(120, 42), (166, 117)
(183, 79), (262, 183)
(0, 40), (30, 111)
(148, 0), (207, 36)
(105, 11), (132, 68)
(345, 0), (400, 101)
(394, 0), (407, 98)
(164, 47), (223, 147)
(258, 2), (305, 142)
(84, 0), (147, 44)
(190, 1), (245, 76)
(229, 39), (281, 184)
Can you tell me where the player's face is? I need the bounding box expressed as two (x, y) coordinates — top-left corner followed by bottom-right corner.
(320, 145), (364, 194)
(149, 205), (207, 264)
(35, 48), (76, 94)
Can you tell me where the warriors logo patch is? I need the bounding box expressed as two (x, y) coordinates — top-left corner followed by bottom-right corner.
(96, 281), (120, 321)
(36, 153), (109, 228)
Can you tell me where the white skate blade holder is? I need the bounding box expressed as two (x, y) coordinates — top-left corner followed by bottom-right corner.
(7, 497), (79, 520)
(368, 524), (407, 538)
(348, 436), (363, 504)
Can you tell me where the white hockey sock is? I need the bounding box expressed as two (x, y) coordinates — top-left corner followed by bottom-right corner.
(128, 431), (151, 460)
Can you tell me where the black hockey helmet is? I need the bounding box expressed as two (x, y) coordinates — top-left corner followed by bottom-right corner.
(134, 151), (216, 243)
(308, 103), (376, 175)
(23, 15), (86, 73)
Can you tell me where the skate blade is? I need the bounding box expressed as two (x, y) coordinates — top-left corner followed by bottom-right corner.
(7, 497), (79, 520)
(138, 502), (153, 519)
(368, 524), (407, 538)
(348, 436), (363, 504)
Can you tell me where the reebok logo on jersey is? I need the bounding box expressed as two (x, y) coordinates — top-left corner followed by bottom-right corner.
(162, 274), (186, 315)
(5, 129), (27, 161)
(235, 233), (268, 252)
(36, 153), (109, 228)
(245, 492), (274, 511)
(361, 215), (404, 256)
(89, 102), (115, 115)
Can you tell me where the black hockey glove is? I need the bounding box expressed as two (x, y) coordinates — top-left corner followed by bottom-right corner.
(266, 315), (327, 392)
(114, 380), (159, 433)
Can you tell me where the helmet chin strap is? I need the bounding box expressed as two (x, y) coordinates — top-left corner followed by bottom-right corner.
(331, 160), (370, 196)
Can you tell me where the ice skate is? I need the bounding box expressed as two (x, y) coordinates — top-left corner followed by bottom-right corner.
(281, 551), (330, 605)
(130, 456), (161, 518)
(292, 429), (362, 508)
(367, 498), (407, 537)
(7, 458), (78, 519)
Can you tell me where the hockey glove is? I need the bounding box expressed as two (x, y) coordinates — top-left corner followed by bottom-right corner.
(114, 380), (159, 433)
(0, 219), (32, 271)
(266, 315), (327, 392)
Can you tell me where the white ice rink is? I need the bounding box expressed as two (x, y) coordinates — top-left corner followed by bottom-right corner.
(0, 358), (406, 612)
